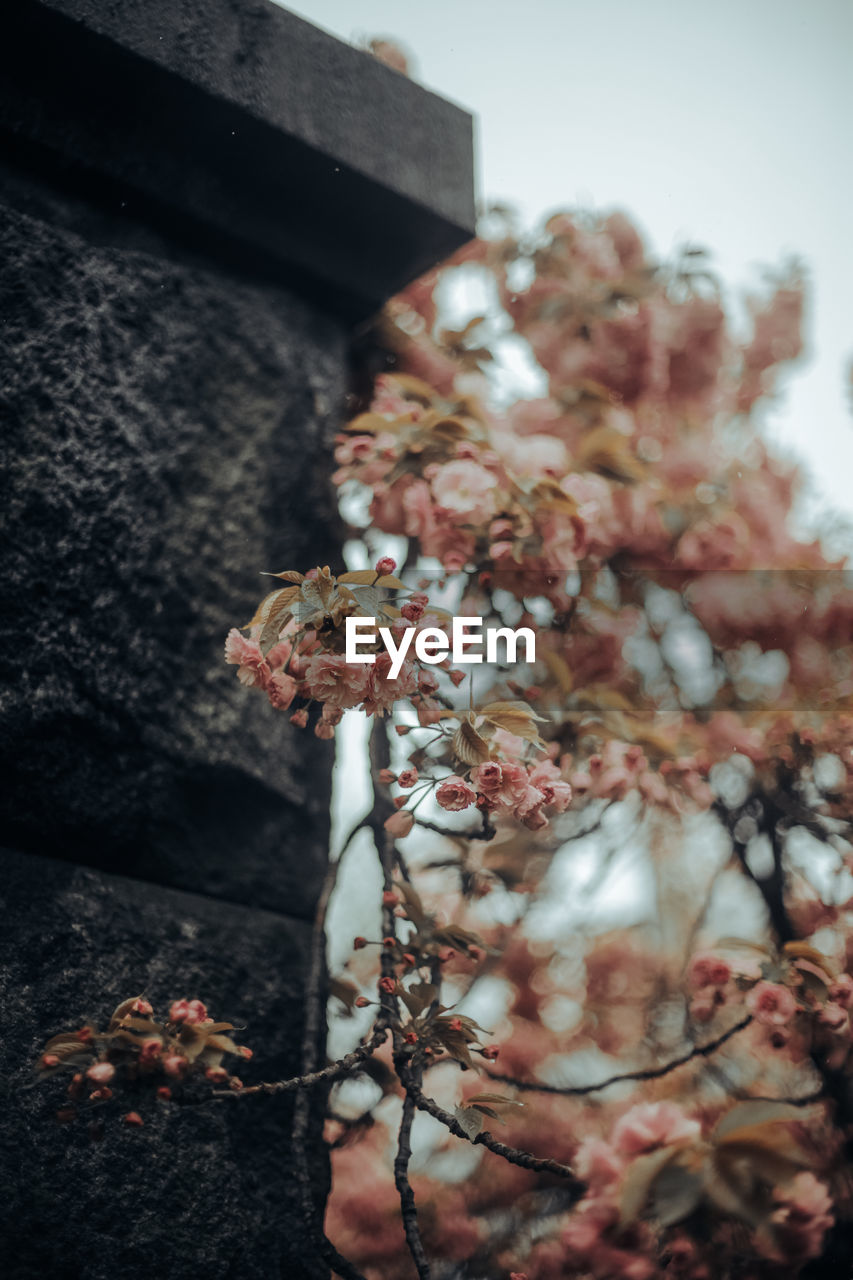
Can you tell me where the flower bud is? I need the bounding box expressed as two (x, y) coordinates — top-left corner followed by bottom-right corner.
(86, 1061), (115, 1084)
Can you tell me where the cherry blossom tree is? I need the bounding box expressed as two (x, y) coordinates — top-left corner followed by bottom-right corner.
(216, 203), (853, 1280)
(39, 203), (853, 1279)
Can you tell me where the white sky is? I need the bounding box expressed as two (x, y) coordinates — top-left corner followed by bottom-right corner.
(281, 0), (853, 527)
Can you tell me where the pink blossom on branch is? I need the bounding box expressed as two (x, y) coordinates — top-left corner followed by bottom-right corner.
(745, 981), (798, 1027)
(436, 776), (478, 811)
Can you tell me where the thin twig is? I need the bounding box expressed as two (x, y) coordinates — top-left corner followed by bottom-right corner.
(481, 1015), (753, 1097)
(214, 1025), (388, 1099)
(398, 1067), (583, 1194)
(415, 813), (496, 842)
(336, 815), (371, 859)
(319, 1238), (370, 1280)
(745, 1087), (825, 1107)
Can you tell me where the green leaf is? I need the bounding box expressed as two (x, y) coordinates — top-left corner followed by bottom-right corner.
(620, 1146), (688, 1226)
(647, 1159), (704, 1227)
(713, 1100), (807, 1143)
(466, 1092), (524, 1108)
(455, 1106), (484, 1138)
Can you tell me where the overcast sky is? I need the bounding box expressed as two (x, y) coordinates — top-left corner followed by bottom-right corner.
(282, 0), (852, 532)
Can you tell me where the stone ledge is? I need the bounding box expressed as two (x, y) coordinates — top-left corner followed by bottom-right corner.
(2, 0), (476, 319)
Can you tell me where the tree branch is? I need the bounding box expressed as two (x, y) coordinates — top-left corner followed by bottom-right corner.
(414, 812), (496, 842)
(394, 1072), (432, 1280)
(214, 1025), (388, 1099)
(398, 1066), (583, 1195)
(482, 1015), (753, 1096)
(319, 1238), (370, 1280)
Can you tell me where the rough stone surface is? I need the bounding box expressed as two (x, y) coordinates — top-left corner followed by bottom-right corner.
(2, 0), (476, 317)
(0, 847), (329, 1280)
(0, 197), (340, 919)
(1, 3), (477, 1273)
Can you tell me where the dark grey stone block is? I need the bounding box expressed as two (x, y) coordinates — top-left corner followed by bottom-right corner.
(1, 198), (338, 918)
(2, 0), (477, 319)
(0, 3), (477, 1272)
(0, 846), (329, 1279)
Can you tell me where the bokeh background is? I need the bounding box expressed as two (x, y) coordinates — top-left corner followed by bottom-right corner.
(275, 0), (853, 1042)
(282, 0), (852, 527)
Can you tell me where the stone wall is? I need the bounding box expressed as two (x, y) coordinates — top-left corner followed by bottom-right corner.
(0, 4), (474, 1275)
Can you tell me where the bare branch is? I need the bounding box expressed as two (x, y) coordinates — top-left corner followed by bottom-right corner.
(394, 1074), (432, 1280)
(214, 1025), (388, 1099)
(320, 1238), (370, 1280)
(482, 1015), (753, 1097)
(415, 812), (496, 842)
(398, 1066), (583, 1195)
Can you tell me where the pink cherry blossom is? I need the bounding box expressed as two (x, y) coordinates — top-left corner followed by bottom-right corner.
(746, 981), (797, 1026)
(266, 671), (298, 710)
(304, 653), (370, 711)
(688, 952), (732, 989)
(138, 1039), (162, 1065)
(573, 1137), (624, 1191)
(528, 760), (573, 811)
(828, 974), (853, 1009)
(762, 1173), (833, 1264)
(224, 629), (270, 688)
(471, 761), (504, 795)
(818, 1001), (849, 1034)
(436, 776), (477, 811)
(86, 1062), (115, 1084)
(611, 1102), (701, 1157)
(363, 654), (418, 717)
(430, 459), (498, 525)
(169, 998), (208, 1026)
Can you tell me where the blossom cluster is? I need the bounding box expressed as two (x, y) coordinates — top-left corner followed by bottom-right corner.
(336, 215), (818, 593)
(561, 1100), (834, 1277)
(37, 996), (251, 1130)
(437, 756), (572, 830)
(225, 561), (457, 737)
(688, 943), (853, 1064)
(238, 203), (853, 1277)
(333, 211), (853, 825)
